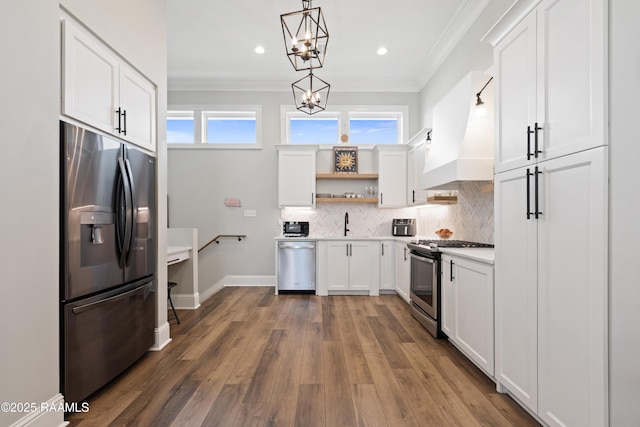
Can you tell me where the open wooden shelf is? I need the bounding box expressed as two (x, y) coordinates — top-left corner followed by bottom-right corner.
(427, 195), (458, 204)
(316, 173), (378, 180)
(316, 197), (378, 204)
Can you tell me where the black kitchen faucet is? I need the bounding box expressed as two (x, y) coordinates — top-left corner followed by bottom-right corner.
(344, 212), (350, 236)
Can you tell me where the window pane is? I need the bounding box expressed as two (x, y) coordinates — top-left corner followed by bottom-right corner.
(290, 118), (338, 144)
(349, 119), (398, 144)
(167, 117), (194, 143)
(206, 118), (256, 144)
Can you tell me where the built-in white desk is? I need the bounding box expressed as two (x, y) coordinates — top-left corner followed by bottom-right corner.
(167, 229), (200, 309)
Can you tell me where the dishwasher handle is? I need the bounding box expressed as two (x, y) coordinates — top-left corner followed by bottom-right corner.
(278, 241), (316, 250)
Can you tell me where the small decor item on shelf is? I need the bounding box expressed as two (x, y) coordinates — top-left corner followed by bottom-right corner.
(435, 228), (453, 239)
(333, 146), (358, 174)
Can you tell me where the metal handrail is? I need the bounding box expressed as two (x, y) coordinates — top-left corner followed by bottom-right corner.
(198, 234), (246, 253)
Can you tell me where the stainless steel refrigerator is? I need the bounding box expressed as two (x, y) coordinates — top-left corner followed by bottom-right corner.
(60, 121), (156, 402)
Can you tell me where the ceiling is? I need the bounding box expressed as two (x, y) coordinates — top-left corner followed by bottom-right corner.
(167, 0), (491, 93)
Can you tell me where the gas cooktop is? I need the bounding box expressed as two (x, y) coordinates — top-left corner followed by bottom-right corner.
(407, 239), (494, 256)
(411, 239), (494, 248)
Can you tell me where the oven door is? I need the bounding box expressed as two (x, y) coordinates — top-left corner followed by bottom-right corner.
(410, 252), (438, 319)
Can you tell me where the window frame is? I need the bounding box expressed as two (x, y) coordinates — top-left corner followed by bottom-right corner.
(167, 105), (262, 149)
(280, 105), (408, 146)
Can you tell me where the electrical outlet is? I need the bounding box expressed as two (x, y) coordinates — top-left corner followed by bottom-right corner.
(244, 209), (257, 217)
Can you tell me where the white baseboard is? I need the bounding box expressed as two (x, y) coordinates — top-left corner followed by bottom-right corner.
(149, 322), (171, 351)
(223, 275), (276, 287)
(8, 393), (66, 427)
(171, 292), (201, 310)
(198, 275), (275, 303)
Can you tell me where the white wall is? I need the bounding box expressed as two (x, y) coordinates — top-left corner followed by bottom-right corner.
(0, 1), (166, 425)
(168, 91), (419, 294)
(0, 2), (61, 425)
(418, 0), (514, 128)
(609, 1), (640, 424)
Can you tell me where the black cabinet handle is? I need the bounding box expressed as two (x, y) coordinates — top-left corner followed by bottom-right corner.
(527, 125), (534, 160)
(450, 260), (454, 281)
(311, 193), (314, 204)
(412, 190), (415, 203)
(403, 247), (407, 261)
(346, 243), (349, 257)
(116, 107), (123, 134)
(381, 243), (385, 256)
(122, 109), (127, 135)
(534, 122), (542, 158)
(526, 168), (533, 219)
(535, 166), (542, 219)
(380, 193), (383, 205)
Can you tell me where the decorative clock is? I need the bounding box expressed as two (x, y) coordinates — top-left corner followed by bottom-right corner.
(333, 146), (358, 174)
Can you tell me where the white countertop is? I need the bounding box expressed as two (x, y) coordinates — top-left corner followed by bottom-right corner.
(167, 245), (192, 256)
(439, 247), (495, 264)
(274, 235), (415, 242)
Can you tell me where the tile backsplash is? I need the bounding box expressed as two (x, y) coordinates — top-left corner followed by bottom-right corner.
(280, 181), (494, 243)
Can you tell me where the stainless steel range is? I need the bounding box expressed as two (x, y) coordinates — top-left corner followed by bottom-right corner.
(407, 239), (494, 338)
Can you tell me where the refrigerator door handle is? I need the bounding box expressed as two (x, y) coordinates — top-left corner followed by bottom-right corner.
(123, 155), (137, 267)
(116, 157), (133, 268)
(71, 281), (152, 315)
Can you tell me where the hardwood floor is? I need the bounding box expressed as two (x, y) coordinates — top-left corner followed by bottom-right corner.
(66, 287), (539, 426)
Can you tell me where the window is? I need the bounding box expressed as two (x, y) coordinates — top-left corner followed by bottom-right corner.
(167, 111), (195, 144)
(167, 106), (261, 149)
(281, 106), (407, 145)
(290, 116), (339, 144)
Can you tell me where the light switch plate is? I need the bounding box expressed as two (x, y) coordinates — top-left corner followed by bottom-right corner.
(244, 209), (257, 217)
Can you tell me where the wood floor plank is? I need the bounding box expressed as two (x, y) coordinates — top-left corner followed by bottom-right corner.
(171, 345), (247, 426)
(334, 297), (373, 385)
(201, 383), (249, 427)
(233, 402), (269, 427)
(243, 329), (288, 403)
(351, 384), (390, 427)
(363, 347), (419, 427)
(295, 384), (325, 427)
(431, 355), (515, 427)
(323, 340), (358, 427)
(367, 316), (413, 369)
(400, 342), (482, 427)
(65, 287), (539, 427)
(321, 297), (340, 341)
(392, 368), (453, 426)
(299, 321), (324, 385)
(264, 346), (303, 426)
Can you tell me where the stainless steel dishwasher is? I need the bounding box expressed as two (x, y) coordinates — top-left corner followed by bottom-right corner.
(277, 241), (316, 293)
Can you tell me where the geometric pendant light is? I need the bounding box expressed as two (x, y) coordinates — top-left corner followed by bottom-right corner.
(280, 0), (329, 71)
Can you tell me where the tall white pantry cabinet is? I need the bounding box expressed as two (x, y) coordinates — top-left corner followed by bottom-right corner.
(483, 0), (608, 426)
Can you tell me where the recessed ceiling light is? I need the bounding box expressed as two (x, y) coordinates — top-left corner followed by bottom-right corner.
(377, 47), (388, 56)
(254, 46), (265, 54)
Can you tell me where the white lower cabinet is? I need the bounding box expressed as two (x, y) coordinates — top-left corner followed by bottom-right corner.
(394, 241), (410, 303)
(379, 241), (395, 291)
(441, 254), (494, 376)
(322, 240), (379, 295)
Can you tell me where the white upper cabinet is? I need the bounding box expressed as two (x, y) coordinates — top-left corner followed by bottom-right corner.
(486, 0), (607, 173)
(407, 142), (428, 206)
(277, 147), (317, 207)
(61, 15), (157, 152)
(375, 147), (407, 208)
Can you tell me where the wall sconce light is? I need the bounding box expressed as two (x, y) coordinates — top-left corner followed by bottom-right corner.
(475, 76), (493, 117)
(426, 130), (432, 144)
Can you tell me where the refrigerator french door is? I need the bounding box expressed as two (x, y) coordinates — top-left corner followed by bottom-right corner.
(60, 121), (156, 403)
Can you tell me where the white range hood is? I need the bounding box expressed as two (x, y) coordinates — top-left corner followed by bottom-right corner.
(421, 71), (494, 190)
